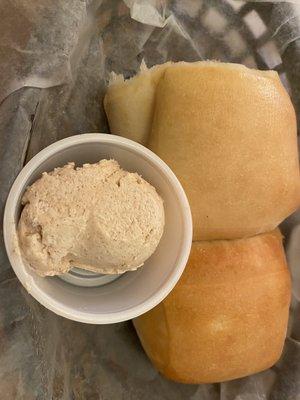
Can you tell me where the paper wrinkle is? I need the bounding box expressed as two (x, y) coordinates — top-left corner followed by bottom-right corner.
(124, 0), (167, 27)
(0, 0), (300, 398)
(0, 0), (88, 104)
(287, 224), (300, 302)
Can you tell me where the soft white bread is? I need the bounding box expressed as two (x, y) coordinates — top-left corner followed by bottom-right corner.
(134, 229), (291, 384)
(104, 61), (300, 240)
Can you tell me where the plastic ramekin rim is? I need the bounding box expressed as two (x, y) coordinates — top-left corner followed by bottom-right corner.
(3, 133), (193, 324)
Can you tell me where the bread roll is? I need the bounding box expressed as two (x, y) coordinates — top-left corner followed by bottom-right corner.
(104, 61), (300, 240)
(134, 230), (291, 384)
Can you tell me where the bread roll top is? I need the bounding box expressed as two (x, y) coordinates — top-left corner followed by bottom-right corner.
(104, 61), (300, 240)
(148, 62), (300, 240)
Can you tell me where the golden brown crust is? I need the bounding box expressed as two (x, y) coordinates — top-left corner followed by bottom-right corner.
(134, 230), (291, 383)
(148, 63), (300, 240)
(104, 61), (300, 240)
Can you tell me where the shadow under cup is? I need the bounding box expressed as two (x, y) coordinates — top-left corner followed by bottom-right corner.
(4, 134), (192, 324)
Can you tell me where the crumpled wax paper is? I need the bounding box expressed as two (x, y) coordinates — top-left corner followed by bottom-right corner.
(0, 0), (300, 399)
(0, 0), (88, 104)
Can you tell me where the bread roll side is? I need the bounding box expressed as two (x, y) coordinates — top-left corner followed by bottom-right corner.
(134, 230), (291, 383)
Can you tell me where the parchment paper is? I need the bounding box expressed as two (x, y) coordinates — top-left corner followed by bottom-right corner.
(0, 0), (300, 399)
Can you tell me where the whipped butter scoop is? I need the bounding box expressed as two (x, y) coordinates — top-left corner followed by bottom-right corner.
(18, 159), (165, 277)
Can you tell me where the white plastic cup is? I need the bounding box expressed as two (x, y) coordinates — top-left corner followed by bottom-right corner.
(3, 134), (192, 324)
